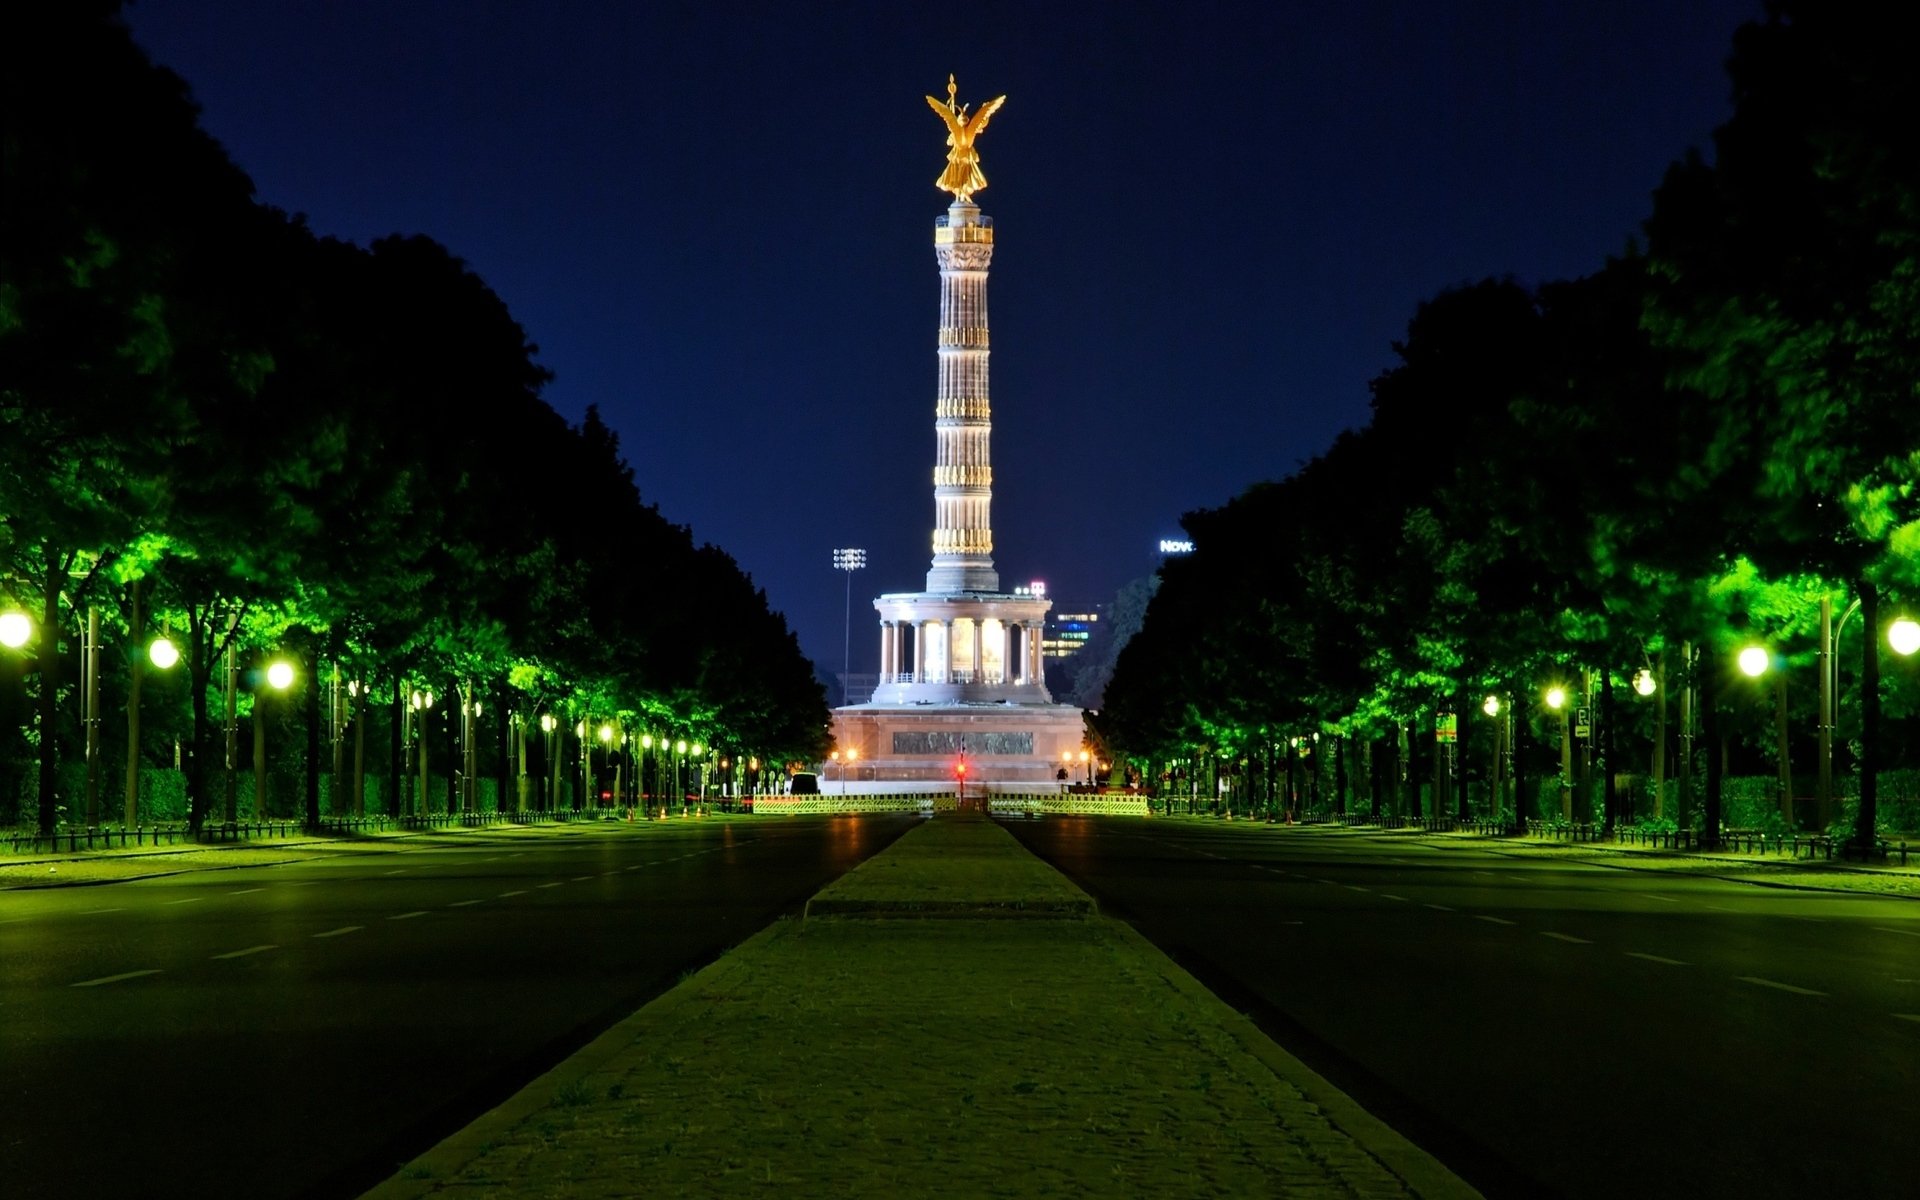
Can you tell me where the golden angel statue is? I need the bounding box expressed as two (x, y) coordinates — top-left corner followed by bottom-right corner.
(926, 75), (1006, 203)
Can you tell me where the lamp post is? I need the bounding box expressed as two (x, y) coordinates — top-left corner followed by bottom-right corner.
(252, 658), (295, 822)
(1545, 685), (1571, 821)
(1481, 694), (1507, 824)
(675, 739), (688, 813)
(833, 548), (866, 705)
(539, 714), (557, 811)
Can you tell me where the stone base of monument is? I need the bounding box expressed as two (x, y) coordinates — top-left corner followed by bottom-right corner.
(829, 702), (1087, 786)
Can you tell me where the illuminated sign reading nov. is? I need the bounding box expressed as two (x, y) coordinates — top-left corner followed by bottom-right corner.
(1158, 539), (1194, 554)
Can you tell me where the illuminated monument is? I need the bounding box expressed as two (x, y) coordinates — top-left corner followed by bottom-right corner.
(830, 77), (1084, 786)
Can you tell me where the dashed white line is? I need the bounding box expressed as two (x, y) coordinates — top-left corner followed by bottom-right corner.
(312, 926), (362, 939)
(499, 890), (528, 898)
(228, 888), (265, 896)
(211, 944), (277, 961)
(1625, 952), (1688, 966)
(1738, 976), (1824, 996)
(537, 882), (564, 890)
(80, 908), (125, 916)
(1344, 885), (1372, 894)
(1705, 904), (1736, 913)
(388, 911), (429, 921)
(1424, 903), (1455, 912)
(1541, 932), (1592, 944)
(1472, 871), (1498, 879)
(1876, 927), (1920, 939)
(602, 871), (620, 877)
(1475, 915), (1517, 926)
(1381, 893), (1409, 902)
(1641, 894), (1679, 904)
(572, 875), (593, 882)
(383, 870), (406, 876)
(1894, 1014), (1920, 1024)
(1317, 878), (1337, 886)
(447, 899), (483, 908)
(71, 969), (161, 988)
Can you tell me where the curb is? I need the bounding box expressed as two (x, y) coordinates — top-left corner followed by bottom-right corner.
(802, 895), (1096, 918)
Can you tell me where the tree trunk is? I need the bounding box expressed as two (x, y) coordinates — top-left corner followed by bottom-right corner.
(1652, 653), (1668, 821)
(252, 684), (267, 821)
(1333, 734), (1347, 816)
(1601, 669), (1618, 834)
(1512, 700), (1530, 834)
(352, 683), (366, 816)
(304, 650), (321, 831)
(1702, 647), (1723, 849)
(1856, 579), (1881, 848)
(389, 676), (403, 818)
(124, 580), (144, 827)
(223, 632), (239, 825)
(35, 555), (63, 836)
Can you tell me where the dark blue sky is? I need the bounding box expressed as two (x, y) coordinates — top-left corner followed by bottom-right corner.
(124, 0), (1761, 678)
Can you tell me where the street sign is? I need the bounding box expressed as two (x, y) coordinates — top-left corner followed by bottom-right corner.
(1435, 712), (1457, 743)
(1574, 707), (1591, 738)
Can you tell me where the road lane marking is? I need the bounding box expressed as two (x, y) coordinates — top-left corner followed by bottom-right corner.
(1876, 927), (1920, 939)
(1424, 903), (1455, 912)
(1895, 1014), (1920, 1024)
(72, 969), (162, 988)
(80, 908), (125, 916)
(1473, 871), (1498, 878)
(1475, 915), (1517, 926)
(573, 875), (593, 882)
(383, 870), (407, 876)
(211, 945), (277, 960)
(537, 882), (564, 889)
(1344, 885), (1372, 893)
(388, 911), (428, 921)
(1705, 905), (1736, 913)
(312, 926), (362, 939)
(1738, 976), (1824, 996)
(228, 888), (265, 896)
(447, 899), (483, 908)
(1541, 932), (1592, 944)
(163, 897), (202, 906)
(0, 917), (29, 925)
(1317, 878), (1337, 886)
(1626, 952), (1688, 966)
(1641, 894), (1679, 903)
(602, 871), (620, 877)
(1381, 894), (1408, 902)
(499, 890), (528, 897)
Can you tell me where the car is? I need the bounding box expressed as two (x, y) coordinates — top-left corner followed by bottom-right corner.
(786, 772), (820, 795)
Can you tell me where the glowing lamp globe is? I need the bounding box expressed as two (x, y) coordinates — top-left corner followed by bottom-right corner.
(1737, 646), (1769, 678)
(0, 611), (32, 649)
(1545, 686), (1567, 710)
(1632, 669), (1655, 697)
(1890, 618), (1920, 658)
(598, 724), (613, 743)
(148, 637), (180, 670)
(266, 660), (295, 690)
(1482, 695), (1501, 717)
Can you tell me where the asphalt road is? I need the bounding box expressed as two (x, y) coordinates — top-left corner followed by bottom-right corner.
(0, 814), (915, 1199)
(1006, 817), (1920, 1200)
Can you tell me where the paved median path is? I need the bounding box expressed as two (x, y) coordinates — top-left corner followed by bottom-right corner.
(364, 813), (1476, 1199)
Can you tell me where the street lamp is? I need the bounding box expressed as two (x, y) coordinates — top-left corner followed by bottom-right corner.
(540, 713), (557, 811)
(1737, 645), (1770, 678)
(1545, 685), (1571, 821)
(254, 658), (295, 822)
(1632, 669), (1655, 697)
(0, 610), (30, 650)
(675, 738), (688, 812)
(833, 548), (867, 706)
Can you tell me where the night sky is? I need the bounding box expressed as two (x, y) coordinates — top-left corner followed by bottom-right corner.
(122, 0), (1762, 681)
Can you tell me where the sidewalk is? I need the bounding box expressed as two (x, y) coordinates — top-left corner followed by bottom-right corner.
(0, 813), (744, 890)
(1302, 818), (1920, 897)
(363, 814), (1479, 1199)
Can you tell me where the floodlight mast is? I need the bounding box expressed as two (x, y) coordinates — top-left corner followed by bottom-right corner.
(833, 548), (867, 706)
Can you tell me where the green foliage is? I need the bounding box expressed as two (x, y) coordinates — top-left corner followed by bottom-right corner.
(1, 7), (826, 833)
